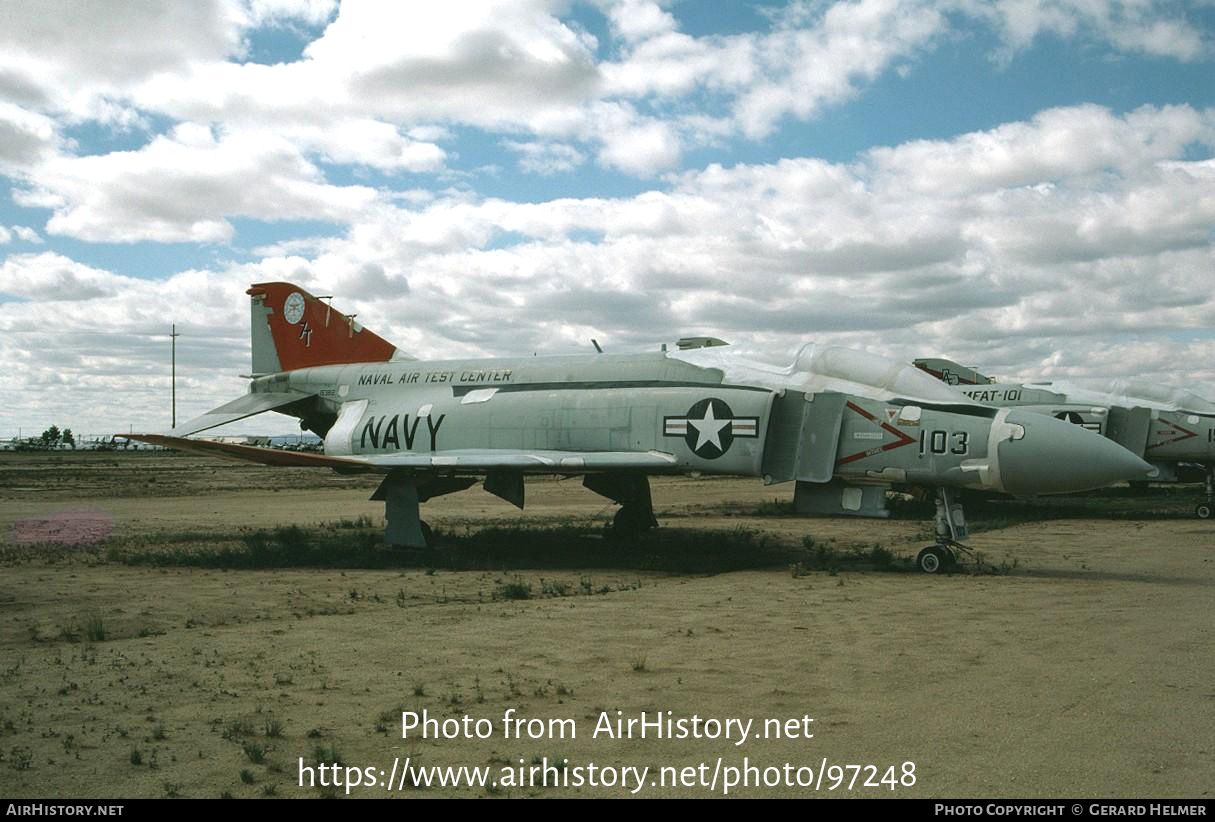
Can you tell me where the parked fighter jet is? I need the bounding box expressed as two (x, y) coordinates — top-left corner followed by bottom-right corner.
(914, 357), (1215, 519)
(128, 285), (1150, 573)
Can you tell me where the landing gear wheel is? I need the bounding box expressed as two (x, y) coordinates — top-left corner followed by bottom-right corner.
(611, 505), (655, 537)
(916, 546), (952, 574)
(1196, 504), (1212, 520)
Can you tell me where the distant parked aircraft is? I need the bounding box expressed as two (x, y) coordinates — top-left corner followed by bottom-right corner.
(915, 357), (1215, 519)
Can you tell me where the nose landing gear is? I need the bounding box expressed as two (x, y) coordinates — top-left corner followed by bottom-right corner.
(1196, 467), (1213, 520)
(915, 487), (973, 573)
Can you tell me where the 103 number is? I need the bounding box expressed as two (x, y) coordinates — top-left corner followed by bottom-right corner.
(918, 429), (968, 456)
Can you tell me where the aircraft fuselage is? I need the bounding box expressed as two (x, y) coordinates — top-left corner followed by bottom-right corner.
(253, 350), (1144, 500)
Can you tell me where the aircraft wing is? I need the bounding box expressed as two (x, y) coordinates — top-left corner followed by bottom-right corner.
(168, 391), (317, 437)
(126, 434), (367, 468)
(127, 434), (678, 474)
(368, 450), (679, 472)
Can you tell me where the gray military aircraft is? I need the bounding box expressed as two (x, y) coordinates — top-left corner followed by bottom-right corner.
(915, 357), (1215, 519)
(129, 283), (1150, 573)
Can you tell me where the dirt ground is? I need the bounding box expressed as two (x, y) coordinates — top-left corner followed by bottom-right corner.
(0, 451), (1211, 799)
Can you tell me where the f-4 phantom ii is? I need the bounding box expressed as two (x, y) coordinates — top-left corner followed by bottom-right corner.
(129, 284), (1149, 573)
(915, 357), (1215, 519)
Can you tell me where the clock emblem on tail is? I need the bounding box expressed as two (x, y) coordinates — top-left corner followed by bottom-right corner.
(283, 292), (306, 324)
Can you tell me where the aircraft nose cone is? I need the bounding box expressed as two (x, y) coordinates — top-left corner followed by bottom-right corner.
(997, 410), (1153, 496)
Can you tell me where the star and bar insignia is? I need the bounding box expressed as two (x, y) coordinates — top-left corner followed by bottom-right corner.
(664, 398), (759, 459)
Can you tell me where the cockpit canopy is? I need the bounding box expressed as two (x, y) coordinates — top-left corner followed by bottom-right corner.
(1039, 378), (1215, 415)
(790, 344), (974, 405)
(671, 342), (980, 406)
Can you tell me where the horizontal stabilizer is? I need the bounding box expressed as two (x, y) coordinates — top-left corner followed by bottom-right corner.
(169, 391), (316, 437)
(126, 434), (678, 475)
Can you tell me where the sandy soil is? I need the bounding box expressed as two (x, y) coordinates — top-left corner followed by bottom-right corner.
(0, 451), (1211, 798)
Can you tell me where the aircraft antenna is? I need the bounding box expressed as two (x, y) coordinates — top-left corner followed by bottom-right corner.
(317, 296), (334, 327)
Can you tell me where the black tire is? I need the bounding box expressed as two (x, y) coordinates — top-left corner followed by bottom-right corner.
(1196, 504), (1213, 520)
(916, 546), (949, 574)
(611, 505), (654, 536)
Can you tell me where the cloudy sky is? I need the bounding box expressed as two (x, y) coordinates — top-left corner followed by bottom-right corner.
(1, 0), (1213, 438)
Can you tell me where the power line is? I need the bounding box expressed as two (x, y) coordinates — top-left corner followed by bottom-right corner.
(170, 324), (180, 429)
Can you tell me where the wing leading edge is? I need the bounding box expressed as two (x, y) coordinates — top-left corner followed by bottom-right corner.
(127, 434), (678, 474)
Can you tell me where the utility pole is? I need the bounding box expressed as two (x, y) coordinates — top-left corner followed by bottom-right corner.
(170, 324), (180, 429)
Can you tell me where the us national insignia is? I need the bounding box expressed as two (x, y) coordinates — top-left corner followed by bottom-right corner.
(664, 398), (759, 459)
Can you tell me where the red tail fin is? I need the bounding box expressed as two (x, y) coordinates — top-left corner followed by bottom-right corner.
(247, 282), (399, 373)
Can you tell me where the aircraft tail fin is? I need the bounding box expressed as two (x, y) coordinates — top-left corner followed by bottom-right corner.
(913, 357), (995, 386)
(246, 282), (408, 374)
